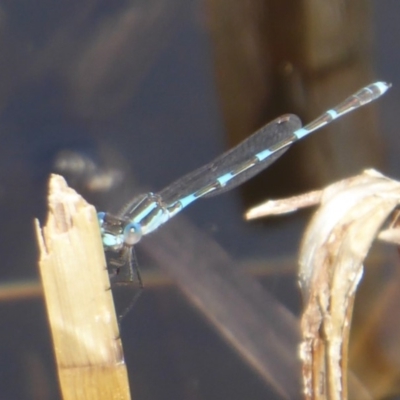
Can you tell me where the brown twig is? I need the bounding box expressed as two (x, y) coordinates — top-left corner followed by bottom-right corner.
(35, 174), (131, 400)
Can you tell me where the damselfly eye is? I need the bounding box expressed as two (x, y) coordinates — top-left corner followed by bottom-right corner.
(97, 212), (106, 227)
(123, 222), (142, 246)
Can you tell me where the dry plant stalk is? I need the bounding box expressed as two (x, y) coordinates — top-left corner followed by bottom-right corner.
(298, 170), (400, 399)
(247, 169), (400, 399)
(35, 174), (131, 400)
